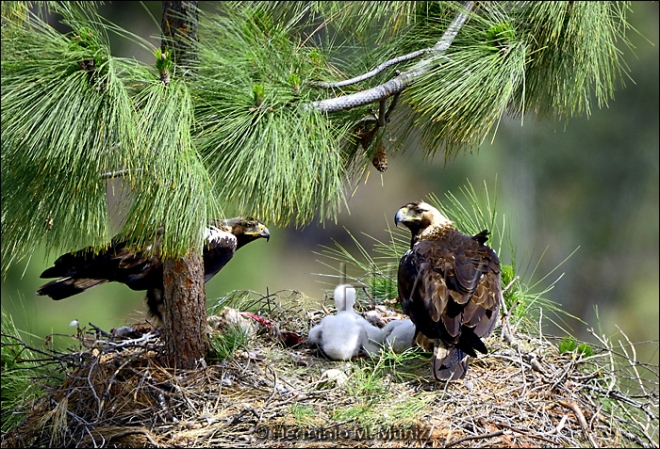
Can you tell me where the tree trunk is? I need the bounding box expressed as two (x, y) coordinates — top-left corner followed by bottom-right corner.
(161, 1), (199, 67)
(163, 253), (207, 369)
(160, 1), (203, 370)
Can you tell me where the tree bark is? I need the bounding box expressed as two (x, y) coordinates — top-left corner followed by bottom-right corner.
(161, 1), (199, 68)
(161, 1), (204, 370)
(163, 252), (207, 369)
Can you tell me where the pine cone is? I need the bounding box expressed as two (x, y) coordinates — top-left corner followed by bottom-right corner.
(371, 143), (388, 172)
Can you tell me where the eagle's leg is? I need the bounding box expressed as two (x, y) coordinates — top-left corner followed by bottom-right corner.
(146, 288), (165, 324)
(433, 340), (469, 381)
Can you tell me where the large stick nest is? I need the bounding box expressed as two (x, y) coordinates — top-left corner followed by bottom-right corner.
(2, 290), (658, 448)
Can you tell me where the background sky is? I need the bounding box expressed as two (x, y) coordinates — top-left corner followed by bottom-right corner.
(2, 2), (658, 365)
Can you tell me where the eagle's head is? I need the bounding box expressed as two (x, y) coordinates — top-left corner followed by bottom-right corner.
(395, 201), (452, 241)
(216, 217), (270, 248)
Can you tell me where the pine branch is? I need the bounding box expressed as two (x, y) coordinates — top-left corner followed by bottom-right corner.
(100, 168), (143, 179)
(306, 1), (473, 113)
(308, 47), (434, 89)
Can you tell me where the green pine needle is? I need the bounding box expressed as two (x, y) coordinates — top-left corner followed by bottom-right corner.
(405, 8), (528, 157)
(1, 307), (60, 432)
(520, 2), (631, 118)
(2, 8), (137, 268)
(207, 323), (251, 362)
(122, 79), (220, 257)
(192, 7), (350, 226)
(1, 2), (634, 272)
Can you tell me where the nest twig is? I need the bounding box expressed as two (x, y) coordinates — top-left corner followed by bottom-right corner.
(2, 290), (658, 448)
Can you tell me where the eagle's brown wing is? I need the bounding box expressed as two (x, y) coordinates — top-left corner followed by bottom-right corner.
(37, 219), (268, 324)
(37, 238), (164, 300)
(398, 230), (501, 379)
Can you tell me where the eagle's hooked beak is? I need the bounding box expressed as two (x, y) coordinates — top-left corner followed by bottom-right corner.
(244, 223), (270, 242)
(256, 224), (270, 242)
(260, 225), (271, 242)
(394, 207), (410, 227)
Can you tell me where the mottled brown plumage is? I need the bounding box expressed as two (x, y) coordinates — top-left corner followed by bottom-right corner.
(38, 218), (270, 323)
(395, 202), (501, 380)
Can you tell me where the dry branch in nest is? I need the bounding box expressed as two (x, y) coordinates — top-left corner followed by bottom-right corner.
(2, 290), (658, 448)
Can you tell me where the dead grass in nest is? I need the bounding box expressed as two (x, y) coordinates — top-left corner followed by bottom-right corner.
(2, 290), (658, 448)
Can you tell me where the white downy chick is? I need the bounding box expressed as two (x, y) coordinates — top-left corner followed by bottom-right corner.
(334, 284), (383, 356)
(307, 313), (364, 360)
(307, 284), (382, 360)
(381, 318), (416, 353)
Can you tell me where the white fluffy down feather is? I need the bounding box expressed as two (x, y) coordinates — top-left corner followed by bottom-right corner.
(381, 318), (416, 353)
(307, 284), (383, 360)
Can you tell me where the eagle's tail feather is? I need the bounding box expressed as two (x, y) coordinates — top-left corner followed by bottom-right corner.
(433, 341), (469, 380)
(39, 248), (112, 279)
(37, 277), (108, 300)
(414, 331), (434, 351)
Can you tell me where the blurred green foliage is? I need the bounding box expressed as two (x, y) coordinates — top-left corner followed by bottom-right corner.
(559, 336), (594, 358)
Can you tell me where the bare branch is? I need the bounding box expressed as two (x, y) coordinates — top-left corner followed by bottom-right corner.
(100, 168), (143, 179)
(384, 91), (401, 122)
(306, 2), (474, 113)
(378, 100), (387, 127)
(446, 430), (505, 447)
(559, 401), (600, 448)
(309, 48), (433, 89)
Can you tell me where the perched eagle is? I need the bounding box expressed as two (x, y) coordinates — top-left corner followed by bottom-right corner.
(395, 202), (501, 380)
(37, 217), (270, 323)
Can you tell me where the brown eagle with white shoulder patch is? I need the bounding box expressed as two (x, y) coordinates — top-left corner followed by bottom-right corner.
(395, 201), (501, 380)
(37, 218), (270, 324)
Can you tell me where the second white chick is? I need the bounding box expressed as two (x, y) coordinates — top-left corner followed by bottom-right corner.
(381, 318), (416, 353)
(334, 284), (383, 356)
(307, 284), (382, 360)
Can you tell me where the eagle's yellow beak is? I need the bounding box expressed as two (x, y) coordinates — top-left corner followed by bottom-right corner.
(260, 225), (271, 242)
(394, 207), (412, 226)
(244, 223), (270, 241)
